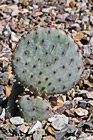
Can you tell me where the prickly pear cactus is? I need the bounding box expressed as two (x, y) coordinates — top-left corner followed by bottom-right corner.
(17, 95), (53, 122)
(12, 26), (83, 95)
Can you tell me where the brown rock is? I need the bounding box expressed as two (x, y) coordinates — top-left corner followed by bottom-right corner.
(43, 135), (55, 140)
(75, 108), (88, 116)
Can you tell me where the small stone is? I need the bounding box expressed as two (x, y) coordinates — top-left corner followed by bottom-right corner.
(43, 135), (55, 140)
(55, 125), (68, 140)
(84, 136), (93, 140)
(11, 32), (19, 42)
(32, 12), (43, 18)
(0, 108), (5, 121)
(78, 101), (87, 109)
(33, 128), (46, 140)
(0, 72), (9, 85)
(42, 7), (53, 13)
(88, 100), (93, 107)
(9, 124), (16, 133)
(6, 136), (18, 140)
(0, 133), (6, 140)
(18, 124), (29, 133)
(68, 125), (77, 134)
(14, 127), (19, 136)
(47, 126), (58, 135)
(90, 37), (93, 47)
(28, 121), (42, 134)
(84, 91), (93, 99)
(75, 108), (88, 116)
(82, 45), (90, 57)
(66, 14), (77, 21)
(51, 115), (68, 130)
(10, 117), (24, 125)
(8, 5), (19, 16)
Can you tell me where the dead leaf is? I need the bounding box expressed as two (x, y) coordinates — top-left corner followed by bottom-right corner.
(5, 85), (12, 96)
(73, 33), (86, 40)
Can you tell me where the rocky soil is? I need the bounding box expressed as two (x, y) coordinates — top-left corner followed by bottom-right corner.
(0, 0), (93, 139)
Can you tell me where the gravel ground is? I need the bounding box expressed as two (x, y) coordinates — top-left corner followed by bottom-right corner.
(0, 0), (93, 139)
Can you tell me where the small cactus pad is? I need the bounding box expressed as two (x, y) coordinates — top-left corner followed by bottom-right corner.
(12, 26), (83, 95)
(17, 95), (53, 122)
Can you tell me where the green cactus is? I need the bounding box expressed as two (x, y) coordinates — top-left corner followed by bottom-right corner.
(17, 94), (53, 122)
(12, 26), (83, 96)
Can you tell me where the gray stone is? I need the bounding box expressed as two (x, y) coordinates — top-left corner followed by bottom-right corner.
(33, 128), (46, 140)
(51, 115), (68, 130)
(10, 117), (24, 125)
(28, 121), (42, 134)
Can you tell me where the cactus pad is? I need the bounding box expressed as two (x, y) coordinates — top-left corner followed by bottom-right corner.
(17, 95), (53, 122)
(12, 26), (83, 95)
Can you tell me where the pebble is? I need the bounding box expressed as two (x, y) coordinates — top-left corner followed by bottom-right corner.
(0, 108), (5, 121)
(84, 136), (93, 140)
(43, 135), (55, 140)
(8, 5), (19, 16)
(11, 32), (19, 42)
(18, 124), (29, 133)
(90, 37), (93, 47)
(55, 125), (68, 140)
(51, 115), (68, 130)
(33, 128), (46, 140)
(14, 127), (19, 136)
(75, 108), (88, 116)
(82, 45), (90, 57)
(84, 91), (93, 99)
(28, 121), (42, 134)
(10, 117), (24, 125)
(78, 101), (87, 109)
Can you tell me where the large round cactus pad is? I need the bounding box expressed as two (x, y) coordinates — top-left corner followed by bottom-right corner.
(12, 26), (83, 95)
